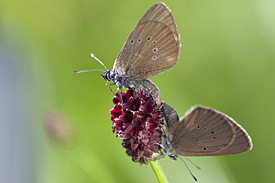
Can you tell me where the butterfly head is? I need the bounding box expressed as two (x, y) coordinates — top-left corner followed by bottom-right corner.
(168, 153), (178, 161)
(101, 70), (111, 81)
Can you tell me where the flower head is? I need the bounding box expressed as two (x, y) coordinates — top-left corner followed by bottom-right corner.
(110, 89), (163, 164)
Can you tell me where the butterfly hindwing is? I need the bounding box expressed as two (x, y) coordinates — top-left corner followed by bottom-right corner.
(168, 106), (252, 156)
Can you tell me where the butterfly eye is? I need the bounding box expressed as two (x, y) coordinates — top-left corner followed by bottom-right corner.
(152, 48), (158, 53)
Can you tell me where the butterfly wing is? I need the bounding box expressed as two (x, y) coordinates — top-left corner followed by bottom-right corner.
(219, 117), (253, 155)
(131, 79), (161, 105)
(162, 102), (179, 133)
(114, 2), (180, 80)
(168, 106), (252, 156)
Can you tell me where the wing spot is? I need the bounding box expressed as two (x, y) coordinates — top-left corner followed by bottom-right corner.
(152, 48), (158, 53)
(197, 125), (201, 129)
(153, 41), (157, 45)
(130, 40), (134, 44)
(152, 56), (157, 60)
(147, 37), (152, 41)
(137, 38), (142, 43)
(213, 136), (216, 139)
(204, 128), (208, 131)
(203, 147), (207, 150)
(211, 131), (215, 134)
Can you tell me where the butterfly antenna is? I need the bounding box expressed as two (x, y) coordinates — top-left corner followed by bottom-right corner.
(181, 156), (201, 170)
(72, 69), (105, 73)
(91, 53), (108, 71)
(178, 156), (198, 181)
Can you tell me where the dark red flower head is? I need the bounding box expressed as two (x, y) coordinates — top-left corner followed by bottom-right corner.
(110, 89), (163, 164)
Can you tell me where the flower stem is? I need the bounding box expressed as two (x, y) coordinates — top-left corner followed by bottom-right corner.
(150, 160), (169, 183)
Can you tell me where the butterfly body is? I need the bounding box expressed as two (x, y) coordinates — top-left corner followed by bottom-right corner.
(101, 69), (134, 89)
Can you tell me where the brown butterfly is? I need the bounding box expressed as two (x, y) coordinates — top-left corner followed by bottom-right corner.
(74, 3), (180, 105)
(161, 102), (252, 180)
(162, 102), (252, 157)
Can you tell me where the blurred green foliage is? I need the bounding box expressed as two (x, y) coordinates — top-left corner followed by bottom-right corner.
(1, 0), (274, 182)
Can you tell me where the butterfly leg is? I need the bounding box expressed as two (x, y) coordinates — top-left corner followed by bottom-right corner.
(108, 83), (124, 103)
(154, 142), (168, 160)
(108, 83), (116, 95)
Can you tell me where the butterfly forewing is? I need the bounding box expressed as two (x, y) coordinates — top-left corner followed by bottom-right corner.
(114, 2), (180, 80)
(216, 118), (252, 155)
(135, 2), (179, 43)
(169, 106), (251, 156)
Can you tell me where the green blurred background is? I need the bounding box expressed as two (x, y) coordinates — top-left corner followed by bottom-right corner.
(1, 0), (274, 182)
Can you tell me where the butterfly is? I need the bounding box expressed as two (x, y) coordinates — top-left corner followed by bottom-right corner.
(161, 102), (252, 181)
(74, 3), (180, 105)
(161, 102), (252, 158)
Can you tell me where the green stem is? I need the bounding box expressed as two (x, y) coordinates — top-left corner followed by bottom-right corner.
(150, 160), (169, 183)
